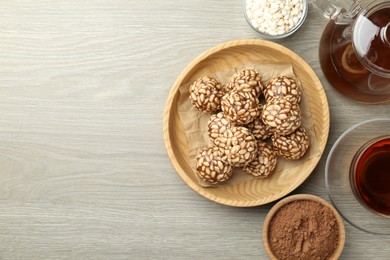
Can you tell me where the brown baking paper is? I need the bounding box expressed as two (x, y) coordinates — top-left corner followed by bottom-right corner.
(178, 61), (321, 187)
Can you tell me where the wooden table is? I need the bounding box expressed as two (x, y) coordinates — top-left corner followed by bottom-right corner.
(0, 1), (389, 259)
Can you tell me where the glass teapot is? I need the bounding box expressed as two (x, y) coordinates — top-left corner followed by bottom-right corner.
(310, 0), (390, 103)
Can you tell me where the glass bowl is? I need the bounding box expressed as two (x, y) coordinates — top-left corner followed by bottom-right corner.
(325, 118), (390, 235)
(243, 0), (308, 39)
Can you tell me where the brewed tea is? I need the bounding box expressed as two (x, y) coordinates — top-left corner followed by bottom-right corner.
(351, 137), (390, 216)
(319, 7), (390, 103)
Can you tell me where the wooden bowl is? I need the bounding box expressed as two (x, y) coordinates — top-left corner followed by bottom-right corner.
(263, 194), (345, 259)
(163, 39), (329, 207)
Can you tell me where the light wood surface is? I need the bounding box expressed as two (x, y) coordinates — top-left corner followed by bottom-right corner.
(164, 39), (329, 207)
(0, 0), (389, 259)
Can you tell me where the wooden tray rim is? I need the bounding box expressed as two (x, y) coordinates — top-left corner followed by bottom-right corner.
(163, 39), (330, 207)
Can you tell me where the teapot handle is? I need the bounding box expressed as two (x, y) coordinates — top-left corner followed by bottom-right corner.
(309, 0), (362, 25)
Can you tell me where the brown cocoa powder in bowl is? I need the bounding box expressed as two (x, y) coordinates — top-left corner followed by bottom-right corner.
(268, 200), (339, 260)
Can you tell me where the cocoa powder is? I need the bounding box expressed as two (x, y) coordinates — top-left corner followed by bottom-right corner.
(268, 200), (339, 260)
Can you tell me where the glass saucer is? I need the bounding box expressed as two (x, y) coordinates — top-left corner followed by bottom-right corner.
(325, 118), (390, 235)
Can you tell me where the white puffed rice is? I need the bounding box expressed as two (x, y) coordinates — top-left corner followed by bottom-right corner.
(245, 0), (304, 36)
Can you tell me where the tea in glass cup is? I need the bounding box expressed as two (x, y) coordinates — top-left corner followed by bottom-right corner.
(350, 136), (390, 217)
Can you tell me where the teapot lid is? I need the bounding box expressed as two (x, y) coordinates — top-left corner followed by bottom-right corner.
(353, 2), (390, 78)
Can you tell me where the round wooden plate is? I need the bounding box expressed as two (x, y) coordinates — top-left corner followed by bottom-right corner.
(163, 39), (329, 207)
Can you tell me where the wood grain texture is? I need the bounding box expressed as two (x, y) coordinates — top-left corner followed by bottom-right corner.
(164, 39), (329, 207)
(0, 0), (389, 259)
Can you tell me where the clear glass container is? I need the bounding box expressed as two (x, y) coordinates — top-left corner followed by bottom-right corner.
(243, 0), (309, 39)
(325, 118), (390, 235)
(313, 0), (390, 103)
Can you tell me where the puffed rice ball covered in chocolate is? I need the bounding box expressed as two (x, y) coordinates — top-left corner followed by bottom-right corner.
(262, 98), (301, 136)
(207, 112), (231, 145)
(189, 76), (225, 113)
(264, 76), (302, 103)
(227, 69), (263, 97)
(243, 141), (277, 178)
(245, 106), (272, 140)
(221, 90), (260, 125)
(216, 126), (257, 167)
(272, 127), (310, 160)
(195, 145), (233, 184)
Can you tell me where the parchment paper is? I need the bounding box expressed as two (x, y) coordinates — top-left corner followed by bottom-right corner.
(178, 61), (321, 188)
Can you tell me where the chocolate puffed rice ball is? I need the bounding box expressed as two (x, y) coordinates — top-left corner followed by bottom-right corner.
(261, 98), (301, 136)
(272, 127), (310, 160)
(216, 126), (257, 167)
(245, 106), (272, 140)
(195, 145), (233, 184)
(207, 112), (231, 145)
(264, 76), (302, 103)
(189, 76), (225, 113)
(227, 69), (263, 97)
(243, 141), (277, 178)
(221, 90), (260, 125)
